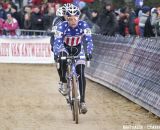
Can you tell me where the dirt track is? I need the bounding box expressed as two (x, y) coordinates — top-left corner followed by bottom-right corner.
(0, 64), (160, 130)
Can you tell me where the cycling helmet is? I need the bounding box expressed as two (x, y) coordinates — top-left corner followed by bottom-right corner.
(56, 6), (66, 16)
(65, 4), (81, 17)
(63, 3), (73, 10)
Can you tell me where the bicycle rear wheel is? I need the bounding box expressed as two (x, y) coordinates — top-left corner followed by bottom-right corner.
(72, 76), (79, 124)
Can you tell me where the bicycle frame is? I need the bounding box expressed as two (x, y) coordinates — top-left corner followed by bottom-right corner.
(66, 57), (80, 102)
(60, 55), (85, 124)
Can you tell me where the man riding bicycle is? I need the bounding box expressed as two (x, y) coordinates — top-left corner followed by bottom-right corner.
(50, 4), (71, 52)
(53, 4), (93, 114)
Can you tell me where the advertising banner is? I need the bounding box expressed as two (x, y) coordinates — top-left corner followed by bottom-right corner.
(0, 36), (54, 64)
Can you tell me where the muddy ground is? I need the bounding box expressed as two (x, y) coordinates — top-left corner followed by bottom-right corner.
(0, 64), (159, 130)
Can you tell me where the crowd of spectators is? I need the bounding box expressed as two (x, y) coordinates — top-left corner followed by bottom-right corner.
(84, 2), (160, 38)
(0, 0), (160, 37)
(0, 1), (58, 35)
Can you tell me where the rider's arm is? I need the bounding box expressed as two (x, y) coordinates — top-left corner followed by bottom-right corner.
(81, 21), (93, 54)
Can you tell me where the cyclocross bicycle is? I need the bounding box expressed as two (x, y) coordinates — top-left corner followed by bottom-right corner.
(57, 55), (90, 124)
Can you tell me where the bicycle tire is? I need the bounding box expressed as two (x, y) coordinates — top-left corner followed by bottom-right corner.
(74, 99), (79, 124)
(72, 76), (79, 124)
(72, 101), (75, 121)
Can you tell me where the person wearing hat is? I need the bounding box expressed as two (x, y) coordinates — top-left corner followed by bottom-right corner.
(138, 6), (150, 36)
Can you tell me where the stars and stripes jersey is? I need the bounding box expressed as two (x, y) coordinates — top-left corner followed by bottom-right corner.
(53, 20), (93, 56)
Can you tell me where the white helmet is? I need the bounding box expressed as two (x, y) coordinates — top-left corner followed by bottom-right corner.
(65, 4), (81, 17)
(63, 3), (73, 10)
(56, 6), (65, 16)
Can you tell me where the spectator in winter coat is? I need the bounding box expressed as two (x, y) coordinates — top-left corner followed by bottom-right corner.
(21, 5), (32, 29)
(150, 8), (158, 26)
(138, 6), (150, 37)
(11, 5), (23, 29)
(3, 2), (11, 14)
(31, 6), (44, 31)
(144, 15), (155, 37)
(118, 7), (129, 36)
(43, 7), (56, 31)
(128, 8), (137, 35)
(3, 13), (19, 35)
(150, 7), (160, 37)
(0, 3), (6, 19)
(89, 10), (100, 33)
(79, 3), (100, 33)
(97, 3), (117, 36)
(90, 10), (99, 24)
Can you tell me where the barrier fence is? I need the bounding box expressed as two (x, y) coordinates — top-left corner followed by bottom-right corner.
(85, 34), (160, 117)
(0, 29), (49, 36)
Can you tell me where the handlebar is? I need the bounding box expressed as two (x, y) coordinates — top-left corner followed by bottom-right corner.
(60, 55), (86, 60)
(56, 55), (90, 69)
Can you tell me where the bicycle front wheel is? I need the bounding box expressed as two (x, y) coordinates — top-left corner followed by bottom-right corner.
(72, 76), (79, 124)
(73, 99), (79, 124)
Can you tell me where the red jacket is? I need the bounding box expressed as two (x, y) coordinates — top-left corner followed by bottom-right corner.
(0, 18), (4, 35)
(0, 18), (4, 29)
(3, 18), (19, 35)
(134, 17), (140, 36)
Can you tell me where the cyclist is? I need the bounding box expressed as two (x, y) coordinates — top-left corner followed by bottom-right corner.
(50, 5), (66, 52)
(51, 3), (74, 88)
(53, 4), (93, 114)
(51, 3), (72, 31)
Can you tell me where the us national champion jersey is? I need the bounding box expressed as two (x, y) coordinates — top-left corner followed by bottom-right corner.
(53, 20), (93, 56)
